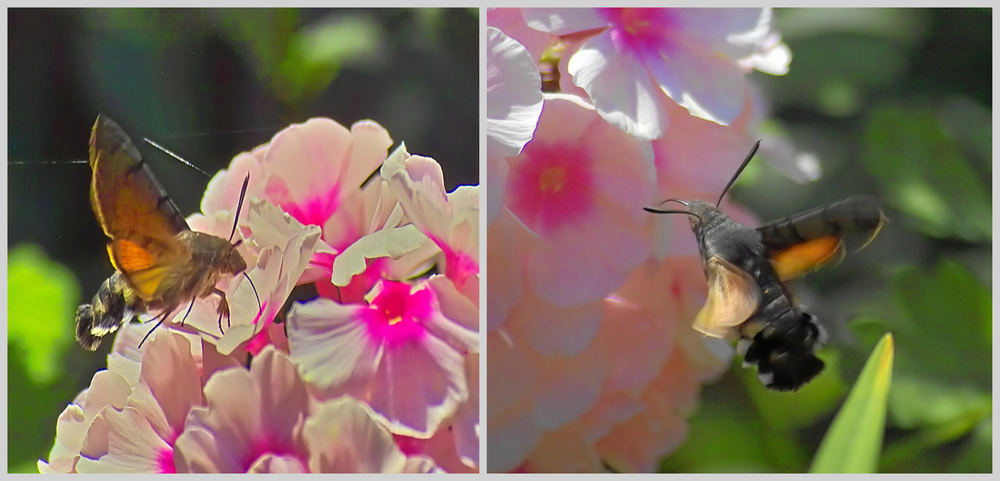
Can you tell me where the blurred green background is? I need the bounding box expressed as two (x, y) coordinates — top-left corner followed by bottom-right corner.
(658, 8), (991, 473)
(7, 8), (477, 473)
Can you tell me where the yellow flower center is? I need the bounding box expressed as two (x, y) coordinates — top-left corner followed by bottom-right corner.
(539, 166), (567, 193)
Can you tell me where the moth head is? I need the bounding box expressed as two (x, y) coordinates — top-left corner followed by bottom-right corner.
(223, 239), (248, 275)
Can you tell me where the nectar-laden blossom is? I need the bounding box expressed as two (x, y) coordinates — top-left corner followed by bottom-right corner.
(501, 93), (656, 307)
(487, 8), (794, 472)
(287, 278), (477, 439)
(520, 8), (789, 139)
(45, 115), (478, 473)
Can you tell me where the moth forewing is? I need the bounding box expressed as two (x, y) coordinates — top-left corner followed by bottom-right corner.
(75, 115), (253, 351)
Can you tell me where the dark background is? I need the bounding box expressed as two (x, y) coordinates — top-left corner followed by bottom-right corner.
(8, 8), (477, 472)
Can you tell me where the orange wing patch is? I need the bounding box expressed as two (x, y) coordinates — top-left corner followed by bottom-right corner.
(108, 238), (181, 300)
(108, 238), (156, 272)
(693, 256), (762, 339)
(770, 235), (843, 281)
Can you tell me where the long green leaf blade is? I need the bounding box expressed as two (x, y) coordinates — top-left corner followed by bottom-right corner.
(811, 333), (894, 473)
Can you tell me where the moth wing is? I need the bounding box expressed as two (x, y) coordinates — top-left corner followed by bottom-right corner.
(89, 115), (190, 244)
(693, 256), (762, 338)
(757, 196), (885, 280)
(108, 235), (188, 302)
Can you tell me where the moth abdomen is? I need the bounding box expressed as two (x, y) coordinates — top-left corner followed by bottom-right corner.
(75, 272), (145, 351)
(743, 310), (827, 391)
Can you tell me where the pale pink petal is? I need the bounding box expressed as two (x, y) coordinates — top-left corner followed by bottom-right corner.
(287, 299), (379, 389)
(568, 34), (665, 139)
(487, 8), (556, 61)
(172, 350), (311, 475)
(364, 333), (467, 437)
(642, 39), (748, 125)
(199, 148), (266, 223)
(303, 397), (408, 473)
(519, 421), (604, 472)
(453, 352), (480, 469)
(77, 407), (173, 473)
(427, 275), (479, 334)
(249, 346), (310, 450)
(172, 426), (224, 473)
(522, 8), (608, 35)
(343, 120), (394, 191)
(504, 294), (602, 358)
(487, 27), (543, 160)
(247, 454), (308, 473)
(485, 212), (526, 331)
(136, 332), (202, 436)
(486, 399), (542, 472)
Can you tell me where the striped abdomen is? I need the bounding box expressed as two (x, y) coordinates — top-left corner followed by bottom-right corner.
(75, 271), (146, 350)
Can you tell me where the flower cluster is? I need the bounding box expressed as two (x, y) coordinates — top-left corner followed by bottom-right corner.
(487, 8), (794, 472)
(42, 118), (478, 473)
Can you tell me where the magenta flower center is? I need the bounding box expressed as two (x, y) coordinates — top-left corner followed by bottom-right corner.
(506, 142), (595, 235)
(361, 281), (433, 345)
(599, 8), (677, 56)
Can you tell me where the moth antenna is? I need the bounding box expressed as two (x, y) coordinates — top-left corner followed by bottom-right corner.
(335, 285), (343, 303)
(716, 139), (761, 208)
(142, 137), (212, 178)
(229, 174), (251, 242)
(642, 207), (703, 222)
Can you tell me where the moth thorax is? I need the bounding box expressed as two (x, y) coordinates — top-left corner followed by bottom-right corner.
(180, 231), (247, 275)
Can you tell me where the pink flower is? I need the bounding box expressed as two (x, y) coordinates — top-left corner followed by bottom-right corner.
(172, 346), (310, 472)
(522, 8), (787, 139)
(303, 397), (439, 473)
(40, 330), (241, 473)
(488, 257), (731, 472)
(201, 117), (399, 308)
(286, 278), (477, 439)
(501, 93), (656, 307)
(487, 26), (544, 224)
(379, 144), (480, 300)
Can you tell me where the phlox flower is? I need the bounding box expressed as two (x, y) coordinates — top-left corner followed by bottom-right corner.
(200, 117), (422, 308)
(286, 276), (477, 439)
(377, 143), (480, 301)
(487, 26), (543, 224)
(500, 93), (655, 307)
(40, 330), (238, 473)
(522, 8), (788, 139)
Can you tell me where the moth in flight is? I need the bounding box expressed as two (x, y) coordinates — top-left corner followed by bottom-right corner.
(646, 141), (884, 390)
(76, 115), (257, 350)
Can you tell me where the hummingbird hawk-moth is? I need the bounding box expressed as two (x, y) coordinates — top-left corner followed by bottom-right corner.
(75, 115), (254, 351)
(645, 141), (885, 391)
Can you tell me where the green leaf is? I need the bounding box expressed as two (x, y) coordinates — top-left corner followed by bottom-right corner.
(7, 244), (78, 384)
(811, 333), (894, 473)
(660, 387), (808, 472)
(862, 107), (991, 242)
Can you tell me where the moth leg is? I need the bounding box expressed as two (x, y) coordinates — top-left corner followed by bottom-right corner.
(138, 308), (175, 350)
(214, 288), (230, 335)
(179, 298), (196, 327)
